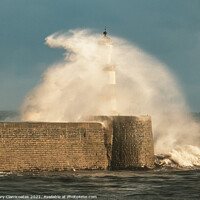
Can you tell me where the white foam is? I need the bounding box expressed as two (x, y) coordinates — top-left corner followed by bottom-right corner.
(169, 145), (200, 167)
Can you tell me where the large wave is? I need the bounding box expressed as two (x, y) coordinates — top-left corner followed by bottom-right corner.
(20, 29), (200, 159)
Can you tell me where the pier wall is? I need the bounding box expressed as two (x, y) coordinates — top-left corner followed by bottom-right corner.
(0, 122), (108, 172)
(0, 116), (154, 172)
(112, 116), (154, 169)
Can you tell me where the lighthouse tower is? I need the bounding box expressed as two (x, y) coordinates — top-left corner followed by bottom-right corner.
(98, 28), (116, 114)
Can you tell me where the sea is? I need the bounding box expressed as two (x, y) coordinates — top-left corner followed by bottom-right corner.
(0, 111), (200, 200)
(0, 169), (200, 200)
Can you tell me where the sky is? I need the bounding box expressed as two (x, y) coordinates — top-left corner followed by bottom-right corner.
(0, 0), (200, 111)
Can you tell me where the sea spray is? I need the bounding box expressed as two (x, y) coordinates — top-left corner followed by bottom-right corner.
(170, 145), (200, 167)
(155, 145), (200, 168)
(20, 29), (200, 157)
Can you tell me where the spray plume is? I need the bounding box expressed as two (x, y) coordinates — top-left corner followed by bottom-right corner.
(20, 29), (200, 164)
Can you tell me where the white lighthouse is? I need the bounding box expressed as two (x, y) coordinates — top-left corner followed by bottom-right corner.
(98, 28), (116, 114)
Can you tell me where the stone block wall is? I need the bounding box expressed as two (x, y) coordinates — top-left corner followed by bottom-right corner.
(111, 116), (154, 169)
(0, 116), (154, 172)
(0, 122), (108, 172)
(85, 115), (113, 168)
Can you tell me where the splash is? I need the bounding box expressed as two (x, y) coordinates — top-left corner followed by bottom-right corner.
(155, 145), (200, 168)
(20, 29), (200, 155)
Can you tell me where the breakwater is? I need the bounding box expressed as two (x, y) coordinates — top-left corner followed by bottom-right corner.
(0, 116), (154, 172)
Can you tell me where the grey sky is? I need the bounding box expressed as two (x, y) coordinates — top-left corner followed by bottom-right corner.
(0, 0), (200, 111)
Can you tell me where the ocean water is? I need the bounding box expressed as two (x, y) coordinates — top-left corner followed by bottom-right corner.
(0, 169), (200, 200)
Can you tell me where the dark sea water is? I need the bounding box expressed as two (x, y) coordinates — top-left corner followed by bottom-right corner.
(0, 169), (200, 200)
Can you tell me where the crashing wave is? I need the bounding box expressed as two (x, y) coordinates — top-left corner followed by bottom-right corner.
(155, 145), (200, 169)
